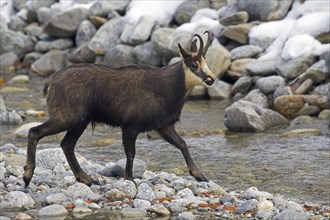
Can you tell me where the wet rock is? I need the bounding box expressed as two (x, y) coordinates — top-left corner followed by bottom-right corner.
(45, 193), (67, 205)
(275, 55), (316, 79)
(274, 95), (304, 118)
(230, 45), (262, 60)
(120, 207), (147, 218)
(136, 182), (155, 201)
(8, 75), (29, 84)
(151, 28), (176, 60)
(31, 50), (67, 76)
(14, 122), (42, 138)
(205, 43), (231, 78)
(207, 80), (231, 100)
(73, 206), (92, 215)
(176, 211), (196, 220)
(104, 44), (136, 68)
(220, 11), (249, 26)
(133, 199), (151, 210)
(150, 204), (171, 217)
(0, 52), (18, 69)
(223, 23), (254, 44)
(75, 20), (96, 47)
(34, 39), (73, 53)
(236, 199), (258, 213)
(44, 8), (88, 38)
(37, 204), (68, 217)
(68, 43), (96, 63)
(0, 191), (35, 211)
(15, 213), (33, 220)
(113, 179), (137, 199)
(242, 89), (269, 108)
(0, 28), (33, 58)
(224, 100), (288, 132)
(0, 111), (23, 125)
(89, 17), (125, 55)
(66, 183), (94, 199)
(256, 75), (286, 94)
(129, 16), (156, 45)
(235, 0), (292, 21)
(273, 209), (309, 220)
(174, 2), (198, 25)
(246, 59), (277, 76)
(229, 58), (255, 73)
(232, 76), (252, 94)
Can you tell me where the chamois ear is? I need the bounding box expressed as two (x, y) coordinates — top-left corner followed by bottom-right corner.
(178, 43), (190, 59)
(190, 39), (198, 53)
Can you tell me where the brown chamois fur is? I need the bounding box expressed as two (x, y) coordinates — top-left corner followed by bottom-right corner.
(24, 31), (216, 187)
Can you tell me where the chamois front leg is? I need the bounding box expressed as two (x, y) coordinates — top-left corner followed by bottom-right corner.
(121, 127), (139, 181)
(158, 124), (209, 182)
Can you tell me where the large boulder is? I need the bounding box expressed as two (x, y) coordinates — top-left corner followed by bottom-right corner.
(75, 20), (96, 47)
(104, 44), (136, 68)
(31, 50), (67, 76)
(151, 28), (176, 60)
(129, 16), (156, 45)
(205, 42), (231, 78)
(223, 23), (254, 44)
(68, 43), (96, 63)
(133, 42), (162, 67)
(44, 8), (89, 38)
(0, 191), (35, 211)
(224, 100), (288, 132)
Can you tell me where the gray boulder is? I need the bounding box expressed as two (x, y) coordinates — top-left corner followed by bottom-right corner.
(76, 20), (96, 47)
(38, 204), (68, 217)
(275, 55), (316, 79)
(24, 23), (43, 38)
(151, 28), (176, 60)
(230, 45), (262, 60)
(304, 60), (329, 83)
(36, 148), (68, 171)
(246, 59), (277, 76)
(169, 31), (192, 57)
(136, 182), (155, 201)
(34, 39), (74, 53)
(27, 0), (56, 22)
(104, 44), (136, 68)
(133, 42), (162, 67)
(236, 199), (258, 213)
(0, 52), (18, 69)
(273, 209), (309, 220)
(229, 58), (255, 73)
(232, 76), (252, 94)
(31, 50), (67, 76)
(112, 179), (137, 199)
(37, 7), (51, 25)
(207, 80), (231, 99)
(89, 17), (125, 55)
(0, 191), (35, 211)
(174, 2), (198, 25)
(8, 15), (26, 31)
(44, 8), (89, 38)
(89, 0), (129, 15)
(256, 75), (285, 94)
(224, 100), (288, 132)
(223, 23), (254, 44)
(68, 43), (96, 63)
(66, 183), (94, 199)
(243, 89), (269, 108)
(235, 0), (293, 21)
(0, 111), (23, 125)
(205, 42), (231, 78)
(220, 11), (249, 26)
(129, 16), (156, 45)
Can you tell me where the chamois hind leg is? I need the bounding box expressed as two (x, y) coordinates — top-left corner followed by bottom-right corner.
(60, 122), (92, 186)
(121, 127), (138, 181)
(158, 124), (209, 182)
(24, 120), (67, 187)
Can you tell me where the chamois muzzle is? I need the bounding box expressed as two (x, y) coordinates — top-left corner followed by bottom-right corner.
(203, 76), (215, 86)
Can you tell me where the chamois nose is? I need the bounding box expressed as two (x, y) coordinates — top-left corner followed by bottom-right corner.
(204, 76), (215, 86)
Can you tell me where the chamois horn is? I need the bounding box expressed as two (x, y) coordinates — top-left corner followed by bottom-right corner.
(193, 34), (204, 58)
(203, 31), (212, 56)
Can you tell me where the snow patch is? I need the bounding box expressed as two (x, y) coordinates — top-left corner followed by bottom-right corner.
(0, 0), (14, 23)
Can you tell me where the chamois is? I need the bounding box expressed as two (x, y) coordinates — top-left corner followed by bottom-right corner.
(23, 31), (216, 187)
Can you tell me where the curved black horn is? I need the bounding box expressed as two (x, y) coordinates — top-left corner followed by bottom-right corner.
(203, 30), (212, 56)
(193, 34), (204, 58)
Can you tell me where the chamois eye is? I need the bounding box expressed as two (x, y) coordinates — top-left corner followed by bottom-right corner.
(191, 63), (198, 69)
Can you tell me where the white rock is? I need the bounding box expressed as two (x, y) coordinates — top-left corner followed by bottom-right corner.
(14, 122), (41, 138)
(38, 204), (68, 217)
(0, 191), (35, 211)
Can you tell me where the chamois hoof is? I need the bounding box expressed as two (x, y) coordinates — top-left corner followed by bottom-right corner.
(190, 170), (209, 182)
(77, 175), (93, 186)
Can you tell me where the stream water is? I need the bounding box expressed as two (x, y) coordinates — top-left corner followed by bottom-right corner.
(1, 74), (330, 206)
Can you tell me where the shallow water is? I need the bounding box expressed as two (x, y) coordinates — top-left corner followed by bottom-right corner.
(1, 74), (330, 206)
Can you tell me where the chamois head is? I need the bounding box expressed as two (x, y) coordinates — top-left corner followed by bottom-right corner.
(178, 31), (215, 88)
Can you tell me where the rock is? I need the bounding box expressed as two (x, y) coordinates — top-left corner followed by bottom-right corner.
(89, 0), (129, 15)
(256, 75), (285, 94)
(104, 44), (136, 68)
(304, 60), (329, 83)
(31, 50), (67, 76)
(240, 187), (274, 200)
(171, 178), (187, 191)
(45, 193), (67, 205)
(220, 11), (249, 26)
(300, 95), (329, 109)
(313, 82), (330, 96)
(297, 105), (320, 116)
(76, 20), (96, 47)
(36, 7), (51, 24)
(223, 23), (254, 44)
(0, 191), (35, 211)
(230, 45), (262, 60)
(0, 96), (5, 113)
(6, 165), (22, 177)
(112, 179), (137, 199)
(15, 213), (33, 220)
(169, 31), (192, 58)
(23, 52), (42, 65)
(232, 76), (252, 94)
(34, 38), (74, 53)
(120, 207), (147, 218)
(176, 211), (196, 220)
(133, 199), (151, 210)
(236, 199), (258, 213)
(66, 183), (94, 199)
(190, 85), (207, 99)
(174, 2), (198, 25)
(273, 209), (309, 220)
(9, 15), (26, 31)
(150, 204), (171, 217)
(107, 189), (126, 202)
(319, 109), (330, 120)
(235, 0), (292, 21)
(0, 52), (18, 69)
(38, 204), (68, 217)
(205, 43), (231, 78)
(8, 75), (29, 84)
(133, 42), (162, 66)
(14, 122), (42, 138)
(256, 210), (274, 219)
(136, 182), (155, 201)
(246, 59), (277, 76)
(257, 199), (274, 211)
(207, 80), (231, 100)
(110, 158), (146, 179)
(219, 195), (236, 204)
(4, 154), (26, 167)
(24, 23), (43, 38)
(0, 111), (23, 125)
(129, 16), (156, 45)
(242, 89), (269, 108)
(89, 17), (125, 55)
(177, 188), (194, 198)
(230, 58), (255, 73)
(275, 55), (316, 79)
(274, 95), (305, 118)
(36, 148), (68, 171)
(73, 206), (92, 214)
(274, 86), (293, 99)
(224, 100), (288, 132)
(26, 0), (56, 22)
(153, 184), (175, 196)
(44, 8), (89, 38)
(151, 28), (176, 60)
(68, 43), (96, 63)
(0, 27), (33, 58)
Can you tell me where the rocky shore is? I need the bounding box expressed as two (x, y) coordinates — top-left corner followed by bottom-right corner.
(0, 144), (329, 220)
